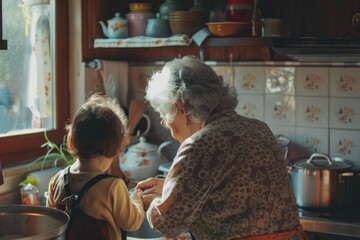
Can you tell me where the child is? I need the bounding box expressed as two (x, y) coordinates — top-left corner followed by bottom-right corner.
(46, 94), (144, 240)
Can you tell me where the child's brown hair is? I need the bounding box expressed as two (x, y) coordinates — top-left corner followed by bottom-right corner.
(66, 94), (128, 160)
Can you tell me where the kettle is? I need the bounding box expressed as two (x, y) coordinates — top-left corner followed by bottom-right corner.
(99, 12), (128, 39)
(119, 137), (172, 182)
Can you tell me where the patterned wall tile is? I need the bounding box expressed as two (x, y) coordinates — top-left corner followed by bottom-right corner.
(330, 67), (360, 97)
(264, 95), (296, 126)
(268, 124), (296, 141)
(296, 127), (329, 154)
(234, 66), (265, 94)
(329, 97), (360, 129)
(265, 66), (295, 95)
(212, 66), (234, 87)
(330, 129), (360, 168)
(129, 65), (161, 100)
(296, 97), (329, 128)
(295, 67), (329, 96)
(235, 94), (264, 121)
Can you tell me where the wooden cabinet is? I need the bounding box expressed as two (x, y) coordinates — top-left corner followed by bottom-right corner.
(81, 0), (360, 62)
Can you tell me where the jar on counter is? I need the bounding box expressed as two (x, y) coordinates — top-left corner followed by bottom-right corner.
(21, 183), (39, 206)
(261, 18), (282, 37)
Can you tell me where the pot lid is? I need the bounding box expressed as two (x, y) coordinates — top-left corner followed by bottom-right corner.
(294, 153), (354, 170)
(128, 137), (157, 152)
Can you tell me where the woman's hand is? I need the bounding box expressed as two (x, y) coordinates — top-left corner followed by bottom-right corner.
(135, 178), (164, 210)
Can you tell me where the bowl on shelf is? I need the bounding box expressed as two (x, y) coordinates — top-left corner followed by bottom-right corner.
(169, 11), (209, 36)
(128, 2), (152, 12)
(206, 21), (251, 37)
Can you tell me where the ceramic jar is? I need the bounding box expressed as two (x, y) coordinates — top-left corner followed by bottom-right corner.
(119, 137), (172, 182)
(146, 14), (172, 37)
(126, 12), (155, 36)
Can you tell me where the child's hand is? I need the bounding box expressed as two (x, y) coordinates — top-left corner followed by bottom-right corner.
(135, 178), (164, 210)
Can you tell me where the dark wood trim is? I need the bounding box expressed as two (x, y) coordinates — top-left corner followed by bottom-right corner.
(0, 0), (70, 165)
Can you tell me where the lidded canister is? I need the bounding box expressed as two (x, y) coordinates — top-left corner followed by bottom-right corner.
(21, 183), (39, 206)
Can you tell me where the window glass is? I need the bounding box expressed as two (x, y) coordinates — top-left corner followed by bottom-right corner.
(0, 0), (55, 137)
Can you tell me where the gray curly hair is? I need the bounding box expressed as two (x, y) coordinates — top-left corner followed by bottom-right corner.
(145, 56), (237, 125)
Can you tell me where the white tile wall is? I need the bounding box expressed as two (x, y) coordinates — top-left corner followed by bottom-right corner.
(129, 63), (360, 168)
(220, 64), (360, 167)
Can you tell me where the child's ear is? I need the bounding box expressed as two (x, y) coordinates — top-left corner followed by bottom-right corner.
(67, 134), (75, 151)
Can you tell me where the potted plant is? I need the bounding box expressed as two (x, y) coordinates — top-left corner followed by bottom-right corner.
(30, 131), (75, 169)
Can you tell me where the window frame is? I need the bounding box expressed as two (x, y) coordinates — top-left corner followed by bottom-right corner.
(0, 0), (69, 165)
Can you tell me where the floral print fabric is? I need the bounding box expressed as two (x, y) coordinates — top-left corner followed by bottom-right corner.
(147, 109), (301, 240)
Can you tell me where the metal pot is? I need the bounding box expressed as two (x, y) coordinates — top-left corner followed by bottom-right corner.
(289, 153), (354, 209)
(0, 205), (69, 239)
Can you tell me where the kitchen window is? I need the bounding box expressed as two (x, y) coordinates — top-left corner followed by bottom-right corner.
(0, 0), (69, 164)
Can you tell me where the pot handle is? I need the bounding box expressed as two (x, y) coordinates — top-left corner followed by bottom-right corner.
(157, 141), (172, 157)
(306, 153), (334, 166)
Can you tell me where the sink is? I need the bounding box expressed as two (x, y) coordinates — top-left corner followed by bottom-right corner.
(127, 217), (162, 239)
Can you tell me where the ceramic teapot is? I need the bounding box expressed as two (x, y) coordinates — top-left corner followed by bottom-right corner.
(119, 137), (172, 182)
(99, 12), (128, 39)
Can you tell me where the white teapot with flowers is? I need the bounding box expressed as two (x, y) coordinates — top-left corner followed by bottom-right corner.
(119, 137), (172, 182)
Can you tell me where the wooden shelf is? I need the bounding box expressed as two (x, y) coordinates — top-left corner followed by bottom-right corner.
(82, 37), (276, 62)
(81, 0), (360, 62)
(203, 37), (274, 47)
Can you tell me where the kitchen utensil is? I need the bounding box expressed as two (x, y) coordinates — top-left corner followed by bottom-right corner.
(119, 137), (172, 182)
(289, 153), (354, 209)
(126, 12), (155, 37)
(206, 21), (251, 37)
(99, 12), (128, 39)
(128, 100), (147, 136)
(0, 204), (69, 239)
(276, 134), (290, 160)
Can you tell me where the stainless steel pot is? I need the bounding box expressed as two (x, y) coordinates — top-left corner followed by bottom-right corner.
(0, 205), (69, 240)
(289, 153), (354, 209)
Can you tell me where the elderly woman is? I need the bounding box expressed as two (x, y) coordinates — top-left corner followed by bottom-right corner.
(136, 56), (307, 240)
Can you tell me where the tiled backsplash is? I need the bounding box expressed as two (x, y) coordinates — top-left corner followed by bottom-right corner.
(129, 62), (360, 168)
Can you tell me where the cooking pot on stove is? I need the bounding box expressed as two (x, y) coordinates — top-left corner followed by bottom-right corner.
(289, 153), (354, 209)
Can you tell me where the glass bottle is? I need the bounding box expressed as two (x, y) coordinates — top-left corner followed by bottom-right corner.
(252, 8), (262, 37)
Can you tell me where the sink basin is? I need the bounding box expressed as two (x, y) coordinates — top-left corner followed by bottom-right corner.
(0, 204), (69, 240)
(127, 217), (162, 239)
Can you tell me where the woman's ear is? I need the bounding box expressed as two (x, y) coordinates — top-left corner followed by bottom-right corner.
(176, 102), (187, 116)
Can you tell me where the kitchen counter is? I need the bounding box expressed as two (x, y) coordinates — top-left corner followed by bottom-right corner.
(128, 206), (360, 239)
(128, 237), (162, 240)
(299, 205), (360, 238)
